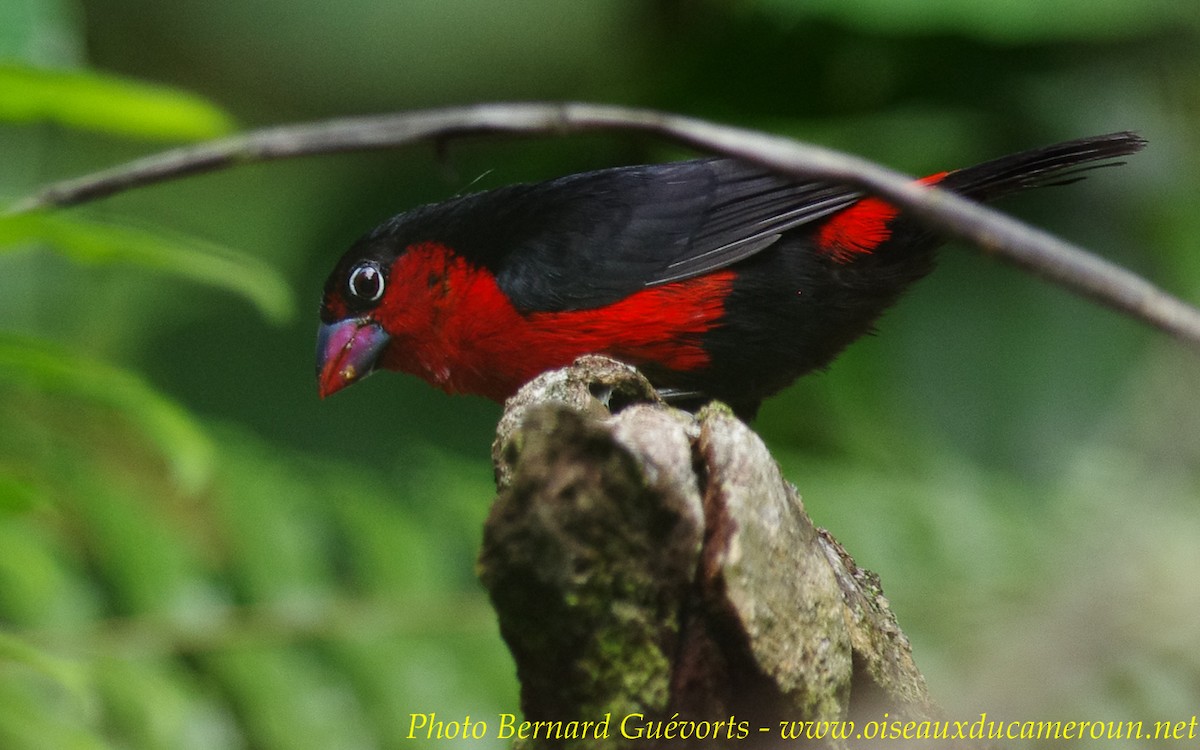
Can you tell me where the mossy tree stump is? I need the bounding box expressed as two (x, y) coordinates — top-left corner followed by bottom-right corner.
(478, 356), (940, 749)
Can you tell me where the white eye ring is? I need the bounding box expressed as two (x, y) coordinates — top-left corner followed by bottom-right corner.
(347, 261), (385, 303)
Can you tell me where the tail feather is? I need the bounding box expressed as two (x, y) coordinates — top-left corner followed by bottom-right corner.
(940, 131), (1147, 202)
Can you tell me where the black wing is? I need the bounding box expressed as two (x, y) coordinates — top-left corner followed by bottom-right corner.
(376, 158), (862, 312)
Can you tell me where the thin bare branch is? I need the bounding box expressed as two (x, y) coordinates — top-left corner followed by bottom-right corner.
(9, 102), (1200, 349)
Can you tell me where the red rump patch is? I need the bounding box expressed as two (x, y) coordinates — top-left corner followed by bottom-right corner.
(817, 172), (949, 263)
(374, 242), (732, 400)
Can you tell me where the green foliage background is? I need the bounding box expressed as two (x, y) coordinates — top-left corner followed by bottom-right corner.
(1, 1), (1198, 747)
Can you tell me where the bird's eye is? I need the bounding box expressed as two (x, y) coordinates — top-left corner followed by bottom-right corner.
(347, 261), (385, 303)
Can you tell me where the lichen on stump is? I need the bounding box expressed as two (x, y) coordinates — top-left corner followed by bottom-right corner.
(478, 356), (939, 749)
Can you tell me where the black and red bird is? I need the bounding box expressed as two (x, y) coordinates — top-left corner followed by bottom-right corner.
(317, 132), (1144, 418)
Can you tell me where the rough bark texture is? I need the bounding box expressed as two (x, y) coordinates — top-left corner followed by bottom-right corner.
(478, 356), (941, 749)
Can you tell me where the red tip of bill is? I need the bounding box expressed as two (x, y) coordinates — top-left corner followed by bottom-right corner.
(316, 318), (390, 398)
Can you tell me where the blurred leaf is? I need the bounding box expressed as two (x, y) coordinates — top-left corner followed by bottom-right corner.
(0, 630), (92, 715)
(0, 213), (295, 324)
(0, 519), (101, 628)
(0, 674), (111, 750)
(0, 628), (97, 744)
(757, 0), (1199, 41)
(210, 437), (339, 605)
(0, 474), (40, 516)
(65, 472), (220, 619)
(94, 656), (241, 750)
(0, 333), (213, 492)
(0, 64), (235, 140)
(202, 647), (375, 750)
(0, 0), (83, 67)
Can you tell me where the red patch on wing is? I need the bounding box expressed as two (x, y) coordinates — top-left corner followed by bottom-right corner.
(373, 242), (733, 400)
(817, 172), (949, 263)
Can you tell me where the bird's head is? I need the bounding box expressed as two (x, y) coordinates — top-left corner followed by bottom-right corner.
(316, 238), (398, 399)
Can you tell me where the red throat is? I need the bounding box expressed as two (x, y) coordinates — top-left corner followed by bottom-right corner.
(372, 242), (734, 400)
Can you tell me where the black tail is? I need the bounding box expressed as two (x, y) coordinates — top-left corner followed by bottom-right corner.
(940, 131), (1146, 202)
